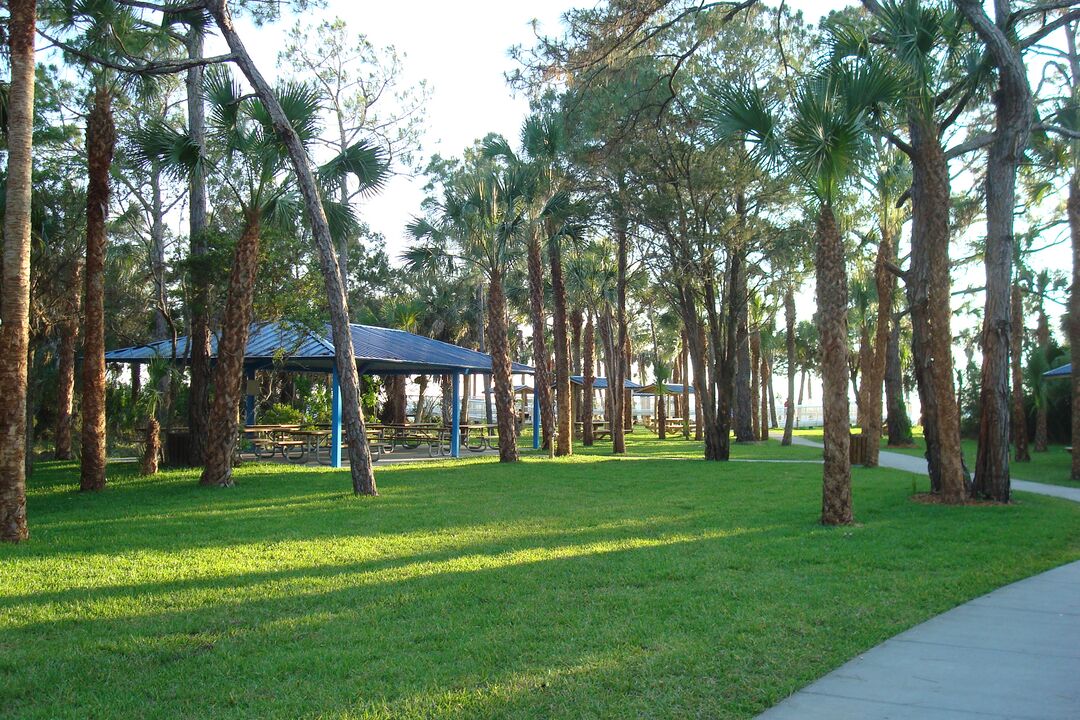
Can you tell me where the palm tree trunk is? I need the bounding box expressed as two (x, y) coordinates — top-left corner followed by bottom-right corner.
(441, 374), (452, 426)
(80, 85), (115, 494)
(141, 416), (161, 476)
(863, 219), (895, 466)
(1011, 282), (1029, 462)
(201, 213), (261, 487)
(0, 0), (36, 542)
(570, 307), (583, 423)
(210, 0), (377, 495)
(910, 119), (965, 501)
(816, 206), (853, 526)
(55, 260), (82, 460)
(549, 235), (573, 456)
(750, 330), (761, 440)
(783, 287), (796, 446)
(186, 25), (212, 467)
(487, 270), (518, 462)
(885, 323), (914, 450)
(583, 312), (596, 445)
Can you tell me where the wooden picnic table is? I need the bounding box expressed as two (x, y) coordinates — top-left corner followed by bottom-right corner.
(241, 425), (306, 461)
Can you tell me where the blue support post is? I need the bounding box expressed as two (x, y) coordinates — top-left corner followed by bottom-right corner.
(330, 366), (342, 468)
(244, 367), (256, 427)
(532, 388), (540, 449)
(451, 372), (461, 459)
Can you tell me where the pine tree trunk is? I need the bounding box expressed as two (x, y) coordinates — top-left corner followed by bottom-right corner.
(55, 260), (82, 460)
(570, 307), (583, 424)
(200, 214), (261, 487)
(441, 374), (453, 426)
(186, 26), (212, 467)
(80, 85), (115, 494)
(1011, 283), (1030, 462)
(549, 235), (572, 456)
(733, 248), (753, 441)
(816, 206), (853, 525)
(783, 287), (796, 446)
(583, 313), (595, 446)
(958, 0), (1031, 505)
(681, 333), (691, 439)
(210, 0), (377, 494)
(1071, 179), (1080, 481)
(611, 211), (628, 454)
(0, 0), (35, 542)
(1034, 307), (1049, 452)
(760, 353), (770, 440)
(487, 270), (518, 462)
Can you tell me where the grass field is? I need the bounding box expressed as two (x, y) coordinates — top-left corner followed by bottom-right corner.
(2, 435), (1078, 719)
(791, 427), (1080, 488)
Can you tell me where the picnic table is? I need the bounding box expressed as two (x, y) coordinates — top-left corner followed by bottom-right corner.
(241, 425), (305, 461)
(575, 420), (612, 440)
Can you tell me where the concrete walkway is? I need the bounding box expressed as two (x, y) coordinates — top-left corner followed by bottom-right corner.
(758, 434), (1080, 719)
(779, 434), (1080, 503)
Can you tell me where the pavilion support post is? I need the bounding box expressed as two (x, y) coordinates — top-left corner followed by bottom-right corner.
(533, 389), (540, 450)
(331, 366), (342, 468)
(451, 372), (461, 459)
(244, 367), (256, 427)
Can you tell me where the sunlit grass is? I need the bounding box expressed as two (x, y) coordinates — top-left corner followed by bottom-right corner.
(2, 436), (1078, 719)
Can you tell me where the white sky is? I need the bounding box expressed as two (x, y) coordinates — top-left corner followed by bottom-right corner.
(230, 0), (845, 262)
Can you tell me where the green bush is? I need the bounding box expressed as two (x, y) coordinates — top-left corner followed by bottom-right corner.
(260, 403), (304, 425)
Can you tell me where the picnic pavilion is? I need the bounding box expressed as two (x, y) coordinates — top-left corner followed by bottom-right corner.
(106, 320), (536, 465)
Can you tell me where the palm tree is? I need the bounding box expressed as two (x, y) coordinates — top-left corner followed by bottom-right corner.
(80, 83), (117, 493)
(839, 0), (974, 501)
(406, 166), (531, 462)
(138, 360), (172, 476)
(711, 65), (892, 524)
(139, 67), (386, 486)
(0, 0), (36, 541)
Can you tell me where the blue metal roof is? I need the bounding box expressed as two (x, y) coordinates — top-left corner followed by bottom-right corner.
(636, 382), (695, 395)
(567, 375), (643, 390)
(1043, 363), (1071, 378)
(105, 321), (534, 375)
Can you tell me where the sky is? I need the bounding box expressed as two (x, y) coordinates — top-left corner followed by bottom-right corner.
(228, 0), (845, 262)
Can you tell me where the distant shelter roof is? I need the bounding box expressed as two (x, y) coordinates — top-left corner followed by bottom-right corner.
(105, 321), (534, 376)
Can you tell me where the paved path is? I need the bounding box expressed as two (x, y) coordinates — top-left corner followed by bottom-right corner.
(779, 434), (1080, 503)
(758, 434), (1080, 719)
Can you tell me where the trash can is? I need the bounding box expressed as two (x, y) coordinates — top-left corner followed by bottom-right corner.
(164, 430), (195, 467)
(849, 433), (868, 466)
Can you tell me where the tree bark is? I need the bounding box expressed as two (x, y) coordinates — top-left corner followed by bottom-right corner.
(200, 214), (261, 487)
(1034, 299), (1049, 452)
(141, 416), (160, 476)
(583, 312), (595, 446)
(816, 207), (853, 525)
(486, 270), (519, 462)
(885, 316), (913, 446)
(909, 119), (966, 501)
(209, 0), (377, 494)
(549, 235), (573, 456)
(960, 0), (1031, 503)
(0, 0), (35, 542)
(1011, 282), (1030, 462)
(733, 248), (753, 441)
(1071, 179), (1080, 481)
(750, 329), (761, 440)
(80, 85), (115, 494)
(55, 260), (82, 461)
(862, 215), (895, 466)
(760, 352), (770, 440)
(612, 208), (628, 454)
(186, 26), (212, 467)
(783, 287), (796, 445)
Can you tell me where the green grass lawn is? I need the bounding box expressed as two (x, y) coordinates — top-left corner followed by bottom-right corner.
(3, 437), (1078, 719)
(792, 427), (1080, 488)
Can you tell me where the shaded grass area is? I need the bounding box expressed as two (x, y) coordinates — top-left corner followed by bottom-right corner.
(793, 427), (1079, 488)
(2, 437), (1078, 719)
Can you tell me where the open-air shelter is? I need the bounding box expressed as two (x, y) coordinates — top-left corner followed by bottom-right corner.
(106, 320), (536, 465)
